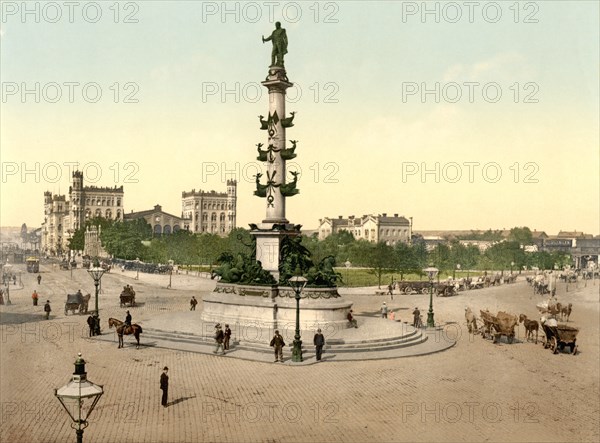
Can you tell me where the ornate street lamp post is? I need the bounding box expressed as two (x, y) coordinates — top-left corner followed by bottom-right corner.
(87, 267), (105, 335)
(55, 353), (104, 443)
(344, 260), (351, 287)
(454, 263), (460, 279)
(3, 261), (12, 305)
(288, 274), (308, 363)
(423, 266), (438, 328)
(510, 261), (515, 274)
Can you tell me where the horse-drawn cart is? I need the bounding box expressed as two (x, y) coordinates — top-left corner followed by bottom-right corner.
(479, 310), (518, 344)
(542, 324), (579, 355)
(120, 286), (136, 307)
(436, 283), (456, 297)
(397, 281), (430, 295)
(64, 292), (90, 315)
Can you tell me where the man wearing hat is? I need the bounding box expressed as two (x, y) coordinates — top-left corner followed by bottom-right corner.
(381, 302), (388, 319)
(160, 367), (169, 407)
(270, 330), (285, 362)
(44, 300), (52, 320)
(412, 307), (421, 328)
(313, 328), (325, 361)
(214, 323), (225, 354)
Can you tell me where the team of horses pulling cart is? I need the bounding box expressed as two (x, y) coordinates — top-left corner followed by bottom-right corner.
(479, 310), (518, 344)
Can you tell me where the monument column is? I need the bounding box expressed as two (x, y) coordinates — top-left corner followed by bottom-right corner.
(261, 67), (293, 223)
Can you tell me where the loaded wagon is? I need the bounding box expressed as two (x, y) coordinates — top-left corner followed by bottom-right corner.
(542, 323), (579, 355)
(479, 310), (518, 344)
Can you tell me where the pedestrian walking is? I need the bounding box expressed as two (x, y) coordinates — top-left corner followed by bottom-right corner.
(270, 330), (285, 362)
(87, 315), (95, 337)
(389, 310), (395, 321)
(44, 300), (51, 319)
(190, 296), (198, 311)
(32, 290), (39, 306)
(0, 289), (4, 305)
(223, 324), (232, 350)
(412, 307), (421, 328)
(381, 302), (388, 319)
(160, 367), (169, 407)
(214, 323), (225, 354)
(37, 274), (42, 285)
(313, 328), (325, 361)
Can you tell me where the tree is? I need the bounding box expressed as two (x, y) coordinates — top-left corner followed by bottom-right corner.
(365, 242), (396, 288)
(394, 242), (420, 280)
(100, 219), (151, 260)
(508, 227), (533, 245)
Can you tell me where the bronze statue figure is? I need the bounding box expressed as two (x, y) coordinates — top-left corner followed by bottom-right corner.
(262, 22), (288, 67)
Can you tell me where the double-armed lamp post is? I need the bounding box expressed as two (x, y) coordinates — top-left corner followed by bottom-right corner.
(87, 267), (105, 335)
(288, 274), (308, 363)
(423, 266), (439, 328)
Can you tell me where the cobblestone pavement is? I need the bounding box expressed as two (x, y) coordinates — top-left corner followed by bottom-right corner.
(1, 265), (598, 442)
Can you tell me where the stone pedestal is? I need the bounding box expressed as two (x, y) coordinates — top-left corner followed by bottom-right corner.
(250, 222), (299, 281)
(201, 282), (353, 336)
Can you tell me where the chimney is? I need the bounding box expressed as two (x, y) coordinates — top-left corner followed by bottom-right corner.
(394, 213), (398, 217)
(382, 213), (387, 217)
(338, 215), (342, 219)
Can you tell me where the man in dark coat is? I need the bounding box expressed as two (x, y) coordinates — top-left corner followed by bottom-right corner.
(223, 324), (232, 350)
(412, 307), (421, 328)
(270, 330), (285, 362)
(44, 300), (51, 319)
(87, 315), (95, 337)
(124, 310), (132, 332)
(160, 367), (169, 407)
(37, 274), (42, 284)
(214, 324), (225, 354)
(313, 328), (325, 361)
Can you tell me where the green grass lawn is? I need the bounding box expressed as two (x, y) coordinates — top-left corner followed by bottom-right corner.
(334, 268), (487, 287)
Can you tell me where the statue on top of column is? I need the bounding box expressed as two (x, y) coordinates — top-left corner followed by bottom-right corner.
(262, 22), (288, 67)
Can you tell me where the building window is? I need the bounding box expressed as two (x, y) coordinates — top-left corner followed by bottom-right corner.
(116, 199), (121, 207)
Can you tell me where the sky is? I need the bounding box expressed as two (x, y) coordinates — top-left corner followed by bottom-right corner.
(1, 0), (598, 234)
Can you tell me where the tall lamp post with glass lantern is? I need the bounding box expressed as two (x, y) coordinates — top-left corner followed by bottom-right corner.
(3, 261), (12, 305)
(87, 267), (105, 335)
(55, 353), (104, 443)
(423, 266), (438, 328)
(344, 260), (351, 287)
(288, 274), (308, 363)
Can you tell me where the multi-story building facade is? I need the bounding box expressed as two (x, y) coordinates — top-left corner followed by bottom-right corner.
(41, 171), (124, 255)
(317, 213), (412, 245)
(124, 205), (187, 236)
(181, 180), (237, 236)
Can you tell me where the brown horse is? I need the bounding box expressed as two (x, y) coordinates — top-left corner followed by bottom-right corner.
(108, 318), (143, 349)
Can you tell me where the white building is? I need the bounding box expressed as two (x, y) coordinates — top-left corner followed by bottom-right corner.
(317, 213), (412, 245)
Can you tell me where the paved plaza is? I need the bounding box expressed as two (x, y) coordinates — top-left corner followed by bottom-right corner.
(1, 264), (598, 443)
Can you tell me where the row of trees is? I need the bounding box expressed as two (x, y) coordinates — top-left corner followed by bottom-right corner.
(68, 220), (571, 286)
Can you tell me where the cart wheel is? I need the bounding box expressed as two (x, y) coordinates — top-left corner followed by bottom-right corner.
(404, 287), (412, 294)
(507, 335), (514, 344)
(421, 288), (429, 295)
(550, 336), (558, 354)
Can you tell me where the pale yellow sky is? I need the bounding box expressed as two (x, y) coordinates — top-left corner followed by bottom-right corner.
(1, 1), (598, 234)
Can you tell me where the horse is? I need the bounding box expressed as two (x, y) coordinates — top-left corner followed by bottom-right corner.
(108, 318), (143, 349)
(464, 307), (478, 334)
(560, 303), (573, 322)
(519, 314), (539, 344)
